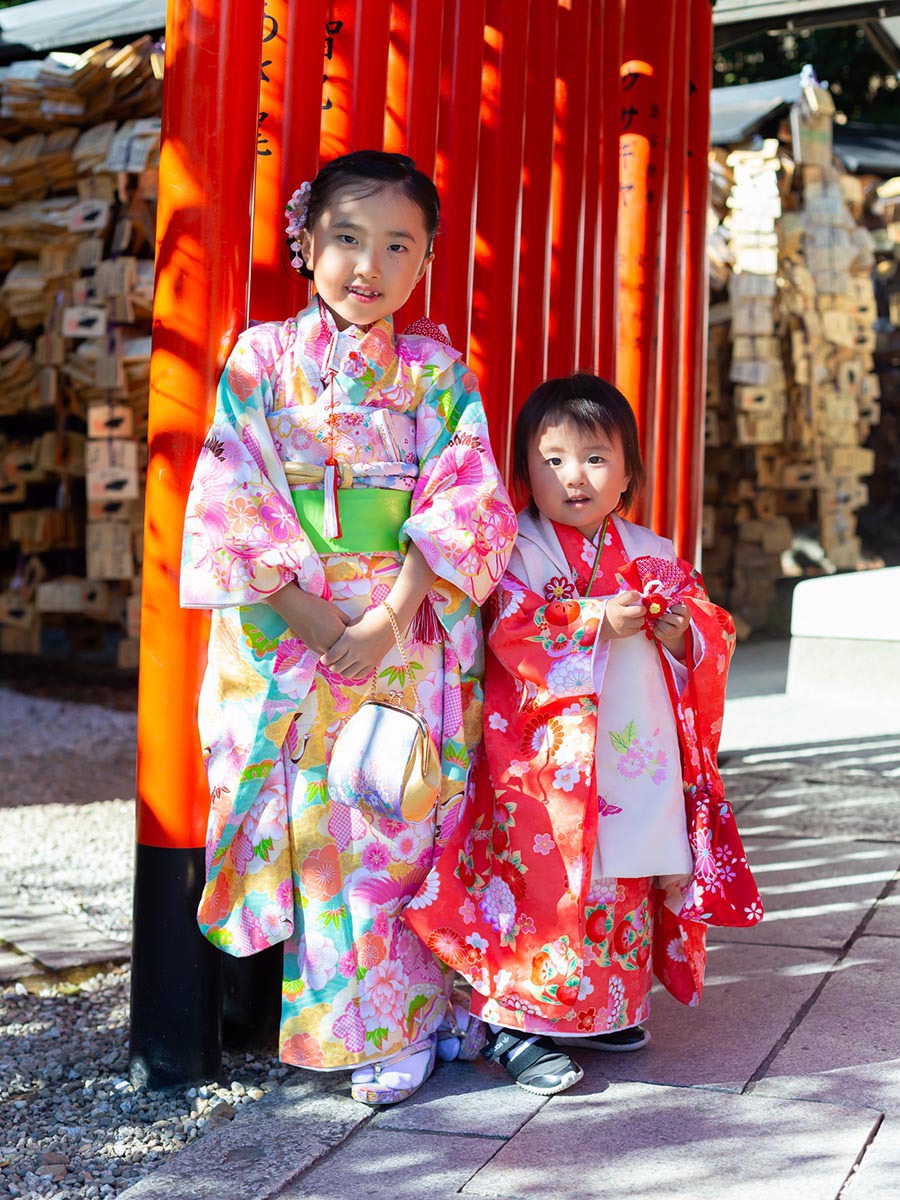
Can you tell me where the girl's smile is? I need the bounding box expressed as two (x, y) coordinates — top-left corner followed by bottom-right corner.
(301, 185), (433, 330)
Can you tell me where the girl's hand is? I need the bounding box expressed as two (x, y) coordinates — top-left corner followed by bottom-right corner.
(601, 590), (645, 640)
(321, 605), (396, 681)
(652, 602), (691, 661)
(267, 584), (350, 656)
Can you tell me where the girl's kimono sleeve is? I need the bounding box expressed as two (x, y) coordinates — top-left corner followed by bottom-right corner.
(490, 573), (609, 707)
(180, 325), (327, 609)
(404, 357), (516, 611)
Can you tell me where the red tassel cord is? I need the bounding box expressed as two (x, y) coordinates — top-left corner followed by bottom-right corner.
(411, 593), (443, 645)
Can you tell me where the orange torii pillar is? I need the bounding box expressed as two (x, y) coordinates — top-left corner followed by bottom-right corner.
(652, 0), (689, 539)
(129, 0), (265, 1087)
(677, 0), (714, 563)
(614, 2), (676, 526)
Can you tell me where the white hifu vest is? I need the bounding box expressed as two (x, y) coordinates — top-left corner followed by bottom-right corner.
(511, 512), (697, 882)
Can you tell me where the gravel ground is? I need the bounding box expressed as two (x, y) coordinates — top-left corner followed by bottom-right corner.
(0, 686), (286, 1199)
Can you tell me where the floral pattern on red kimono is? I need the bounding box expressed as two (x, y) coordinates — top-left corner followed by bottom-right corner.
(405, 511), (762, 1035)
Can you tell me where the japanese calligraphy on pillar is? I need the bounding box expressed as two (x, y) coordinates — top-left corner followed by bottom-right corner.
(323, 19), (343, 111)
(257, 2), (279, 156)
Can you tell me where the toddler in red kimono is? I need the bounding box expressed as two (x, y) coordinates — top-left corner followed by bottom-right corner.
(405, 373), (762, 1095)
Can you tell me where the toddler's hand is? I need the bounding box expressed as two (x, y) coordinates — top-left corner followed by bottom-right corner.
(652, 602), (691, 660)
(601, 590), (645, 640)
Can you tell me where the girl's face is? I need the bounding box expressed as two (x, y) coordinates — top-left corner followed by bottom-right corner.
(527, 419), (630, 542)
(301, 183), (433, 330)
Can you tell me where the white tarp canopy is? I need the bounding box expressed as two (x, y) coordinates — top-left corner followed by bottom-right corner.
(0, 0), (165, 62)
(710, 73), (804, 145)
(714, 0), (900, 51)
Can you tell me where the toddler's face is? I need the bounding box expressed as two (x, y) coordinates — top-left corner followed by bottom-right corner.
(301, 184), (433, 330)
(527, 419), (630, 542)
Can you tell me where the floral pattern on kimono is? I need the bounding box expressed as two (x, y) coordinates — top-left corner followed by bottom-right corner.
(180, 301), (515, 1069)
(405, 511), (762, 1035)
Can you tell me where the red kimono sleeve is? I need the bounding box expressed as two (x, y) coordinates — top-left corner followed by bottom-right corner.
(489, 572), (609, 706)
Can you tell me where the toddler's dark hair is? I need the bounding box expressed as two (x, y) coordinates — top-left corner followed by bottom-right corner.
(294, 150), (440, 281)
(512, 373), (646, 516)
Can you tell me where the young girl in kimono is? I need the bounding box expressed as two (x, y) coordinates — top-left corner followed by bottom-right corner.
(180, 150), (515, 1106)
(405, 373), (762, 1095)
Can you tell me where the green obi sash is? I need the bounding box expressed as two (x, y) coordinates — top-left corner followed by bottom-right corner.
(292, 487), (411, 555)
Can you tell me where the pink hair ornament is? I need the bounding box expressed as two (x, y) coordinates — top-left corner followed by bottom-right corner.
(285, 181), (312, 270)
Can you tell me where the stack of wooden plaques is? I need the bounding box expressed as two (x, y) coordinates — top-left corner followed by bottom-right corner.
(703, 79), (883, 635)
(0, 47), (161, 662)
(862, 175), (900, 559)
(0, 40), (163, 134)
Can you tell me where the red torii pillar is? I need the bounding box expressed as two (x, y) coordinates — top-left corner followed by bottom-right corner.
(131, 0), (715, 1084)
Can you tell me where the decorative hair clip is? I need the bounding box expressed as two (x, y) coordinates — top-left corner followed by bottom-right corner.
(285, 180), (312, 270)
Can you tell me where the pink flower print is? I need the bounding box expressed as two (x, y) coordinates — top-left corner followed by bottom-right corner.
(488, 711), (508, 731)
(394, 830), (421, 863)
(745, 900), (764, 922)
(332, 1003), (367, 1054)
(458, 898), (476, 925)
(362, 842), (391, 872)
(427, 500), (473, 558)
(518, 912), (536, 935)
(450, 615), (479, 667)
(553, 763), (580, 793)
(259, 496), (295, 543)
(213, 424), (254, 484)
(479, 496), (517, 553)
(508, 759), (529, 778)
(617, 747), (645, 779)
(457, 545), (484, 579)
(533, 833), (554, 856)
(338, 949), (358, 977)
(259, 904), (290, 942)
(439, 438), (488, 491)
(691, 828), (718, 885)
(415, 678), (443, 730)
(275, 877), (293, 911)
(359, 958), (409, 1031)
(372, 910), (389, 937)
(378, 818), (407, 839)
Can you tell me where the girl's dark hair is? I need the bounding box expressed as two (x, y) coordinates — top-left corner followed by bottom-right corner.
(512, 373), (646, 516)
(294, 150), (440, 281)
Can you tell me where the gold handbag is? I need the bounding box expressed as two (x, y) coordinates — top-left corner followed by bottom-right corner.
(327, 602), (441, 824)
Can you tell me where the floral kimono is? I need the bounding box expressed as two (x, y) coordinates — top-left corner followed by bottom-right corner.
(405, 510), (762, 1037)
(180, 300), (515, 1070)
